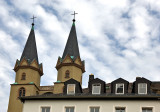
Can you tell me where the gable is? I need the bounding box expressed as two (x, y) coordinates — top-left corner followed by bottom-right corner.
(111, 78), (129, 94)
(88, 78), (106, 94)
(136, 77), (151, 83)
(63, 78), (82, 94)
(90, 78), (105, 83)
(74, 56), (82, 66)
(20, 58), (29, 66)
(14, 60), (20, 69)
(56, 57), (61, 67)
(133, 77), (152, 94)
(112, 78), (129, 84)
(30, 59), (39, 69)
(64, 78), (80, 84)
(62, 55), (73, 63)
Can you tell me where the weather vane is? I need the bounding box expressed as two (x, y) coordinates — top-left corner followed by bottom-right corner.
(71, 11), (78, 21)
(30, 15), (37, 24)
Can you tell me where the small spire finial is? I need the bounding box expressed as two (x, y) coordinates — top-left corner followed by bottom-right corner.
(30, 15), (37, 25)
(71, 11), (78, 22)
(30, 15), (37, 29)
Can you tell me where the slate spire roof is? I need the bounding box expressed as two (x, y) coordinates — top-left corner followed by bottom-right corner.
(20, 23), (39, 63)
(62, 20), (80, 59)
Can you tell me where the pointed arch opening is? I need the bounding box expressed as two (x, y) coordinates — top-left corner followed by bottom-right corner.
(19, 87), (25, 97)
(65, 70), (70, 78)
(21, 73), (26, 80)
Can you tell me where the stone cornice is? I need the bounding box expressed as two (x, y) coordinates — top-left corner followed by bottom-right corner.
(14, 65), (43, 76)
(56, 63), (85, 73)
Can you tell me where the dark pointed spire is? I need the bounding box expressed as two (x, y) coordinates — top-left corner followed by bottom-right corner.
(20, 23), (39, 63)
(62, 20), (80, 59)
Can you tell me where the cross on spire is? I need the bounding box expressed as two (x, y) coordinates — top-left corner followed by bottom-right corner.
(71, 11), (78, 22)
(30, 15), (37, 24)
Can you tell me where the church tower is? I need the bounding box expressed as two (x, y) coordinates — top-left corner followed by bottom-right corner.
(8, 22), (43, 112)
(55, 17), (85, 86)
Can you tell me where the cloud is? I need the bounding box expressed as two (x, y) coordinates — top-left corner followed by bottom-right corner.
(0, 30), (18, 112)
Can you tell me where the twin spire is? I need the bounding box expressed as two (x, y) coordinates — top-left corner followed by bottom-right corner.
(62, 11), (80, 59)
(15, 16), (43, 76)
(20, 12), (80, 64)
(20, 17), (39, 64)
(62, 20), (80, 59)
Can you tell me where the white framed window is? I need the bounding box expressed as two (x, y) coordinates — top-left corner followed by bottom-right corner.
(92, 83), (101, 94)
(115, 107), (125, 112)
(138, 83), (147, 94)
(65, 107), (74, 112)
(67, 84), (75, 95)
(41, 107), (50, 112)
(116, 83), (124, 94)
(90, 107), (100, 112)
(142, 107), (152, 112)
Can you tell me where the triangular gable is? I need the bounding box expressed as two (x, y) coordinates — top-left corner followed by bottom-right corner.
(74, 56), (82, 66)
(112, 78), (129, 83)
(56, 57), (61, 67)
(90, 78), (105, 83)
(30, 59), (39, 69)
(62, 55), (73, 63)
(64, 78), (80, 84)
(19, 58), (29, 66)
(14, 59), (20, 69)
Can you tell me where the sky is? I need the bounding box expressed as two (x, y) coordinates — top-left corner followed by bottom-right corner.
(0, 0), (160, 111)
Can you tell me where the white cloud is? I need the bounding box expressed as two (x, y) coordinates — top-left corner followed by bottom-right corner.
(0, 30), (17, 112)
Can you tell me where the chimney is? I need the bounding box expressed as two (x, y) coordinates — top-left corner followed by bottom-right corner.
(89, 73), (94, 82)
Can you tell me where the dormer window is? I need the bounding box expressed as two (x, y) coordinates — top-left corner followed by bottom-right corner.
(65, 70), (70, 78)
(92, 83), (101, 94)
(116, 83), (124, 94)
(21, 73), (26, 80)
(138, 83), (147, 94)
(67, 84), (75, 95)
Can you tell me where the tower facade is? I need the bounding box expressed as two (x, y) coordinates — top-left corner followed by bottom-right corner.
(55, 20), (85, 85)
(8, 23), (43, 112)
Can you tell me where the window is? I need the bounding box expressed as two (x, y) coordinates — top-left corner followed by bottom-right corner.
(138, 83), (147, 94)
(19, 87), (25, 97)
(116, 83), (124, 94)
(21, 73), (26, 80)
(41, 107), (50, 112)
(115, 107), (125, 112)
(142, 107), (152, 112)
(90, 107), (100, 112)
(67, 84), (75, 94)
(65, 107), (74, 112)
(65, 70), (70, 78)
(92, 83), (101, 94)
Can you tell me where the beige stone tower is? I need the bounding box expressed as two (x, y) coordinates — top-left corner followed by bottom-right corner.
(8, 23), (43, 112)
(54, 19), (85, 94)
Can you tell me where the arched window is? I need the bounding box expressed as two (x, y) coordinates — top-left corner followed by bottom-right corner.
(65, 70), (70, 78)
(21, 73), (26, 80)
(19, 87), (25, 97)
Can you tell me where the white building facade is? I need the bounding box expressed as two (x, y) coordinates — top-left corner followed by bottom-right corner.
(22, 99), (160, 112)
